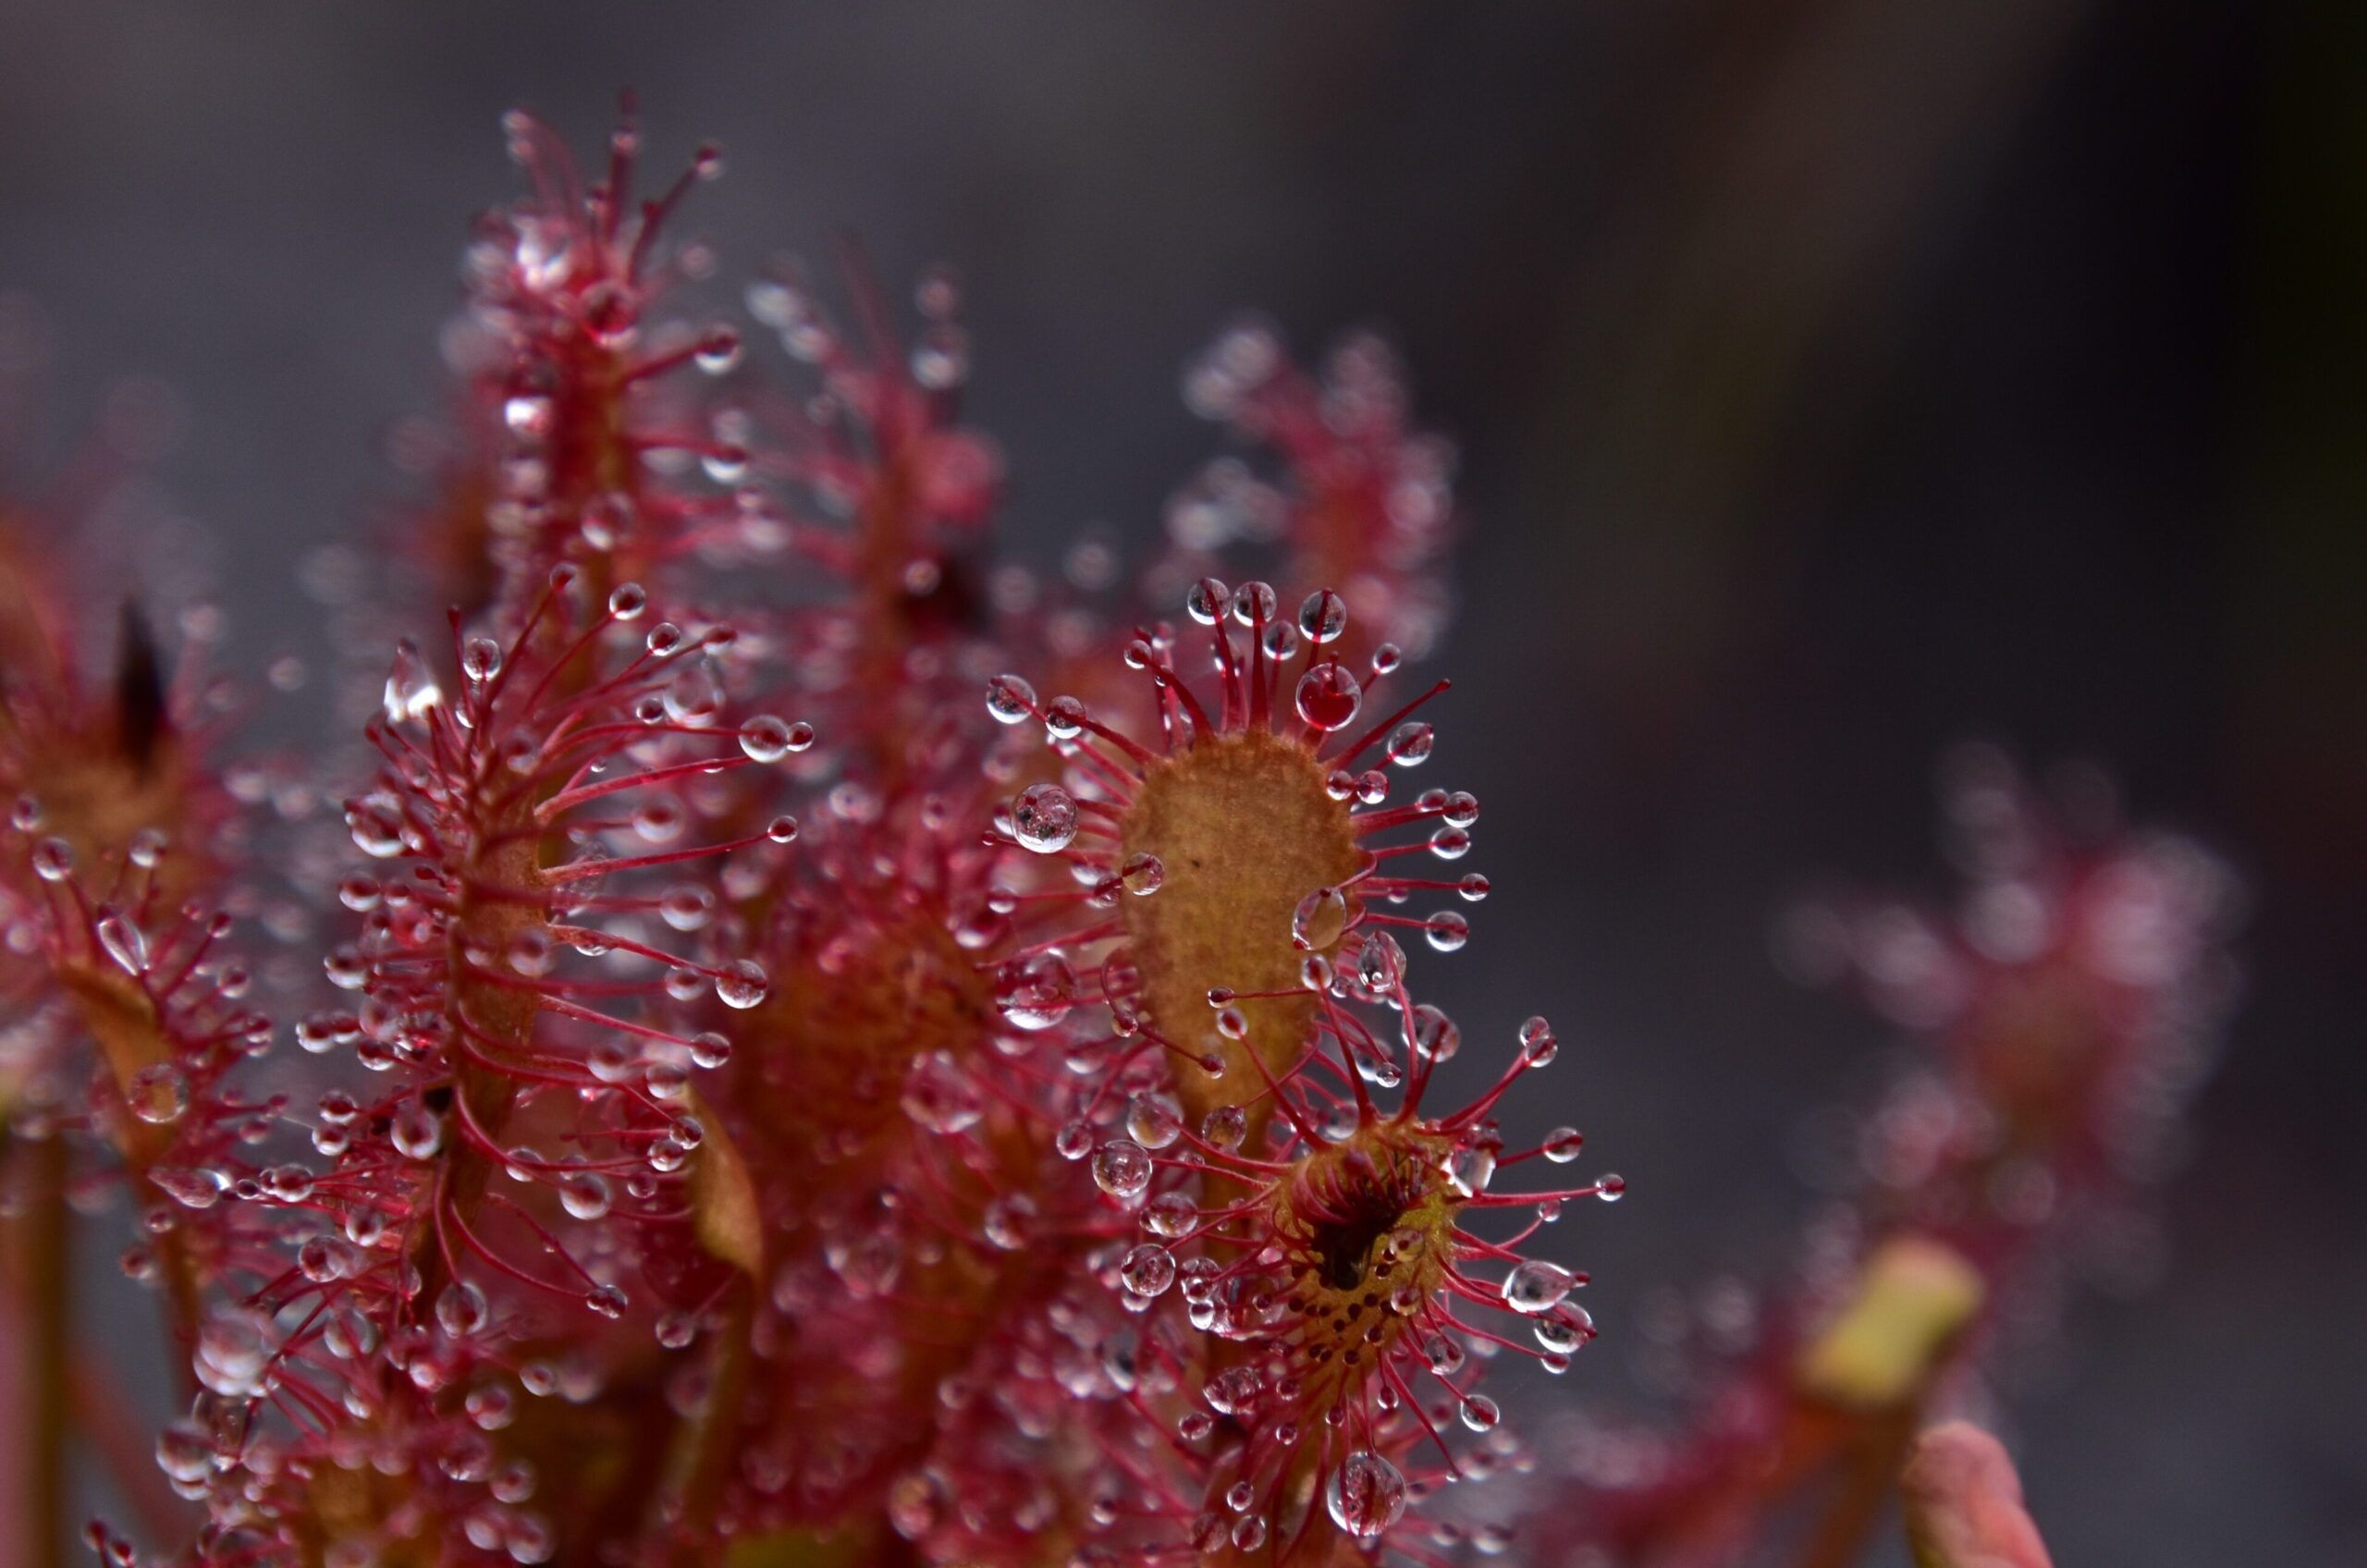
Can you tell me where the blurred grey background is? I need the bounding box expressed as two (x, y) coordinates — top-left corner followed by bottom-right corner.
(2, 1), (2362, 1562)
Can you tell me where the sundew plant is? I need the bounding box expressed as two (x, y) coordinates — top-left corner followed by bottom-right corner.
(0, 105), (2239, 1568)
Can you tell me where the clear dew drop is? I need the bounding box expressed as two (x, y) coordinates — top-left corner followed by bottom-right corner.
(1425, 910), (1471, 952)
(1120, 1093), (1180, 1151)
(589, 1038), (638, 1085)
(96, 912), (150, 975)
(583, 490), (635, 549)
(910, 323), (969, 388)
(392, 1101), (445, 1160)
(1445, 1144), (1496, 1197)
(1542, 1125), (1586, 1163)
(1325, 1451), (1407, 1539)
(995, 952), (1075, 1031)
(1519, 1015), (1560, 1066)
(347, 801), (407, 858)
(625, 798), (686, 849)
(297, 1236), (358, 1283)
(901, 1050), (983, 1134)
(985, 673), (1036, 725)
(503, 394), (554, 436)
(658, 884), (716, 933)
(155, 1419), (212, 1486)
(192, 1308), (277, 1398)
(153, 1166), (227, 1209)
(737, 715), (809, 763)
(715, 959), (769, 1010)
(1298, 588), (1347, 643)
(460, 636), (503, 682)
(467, 1385), (517, 1433)
(437, 1281), (490, 1339)
(549, 1167), (613, 1220)
(507, 927), (556, 976)
(1387, 721), (1434, 766)
(127, 827), (168, 869)
(381, 638), (443, 722)
(1351, 930), (1406, 995)
(694, 325), (742, 374)
(1502, 1259), (1577, 1315)
(1120, 1243), (1176, 1297)
(1292, 886), (1349, 950)
(30, 837), (71, 882)
(1011, 783), (1078, 854)
(1144, 1191), (1198, 1237)
(982, 1193), (1036, 1250)
(127, 1063), (189, 1125)
(1536, 1308), (1592, 1354)
(1092, 1138), (1153, 1202)
(662, 664), (723, 725)
(1409, 1002), (1460, 1064)
(1200, 1105), (1246, 1150)
(1294, 661), (1363, 732)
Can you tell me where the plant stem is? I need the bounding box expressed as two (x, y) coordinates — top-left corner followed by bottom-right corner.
(648, 1280), (754, 1562)
(24, 1135), (72, 1568)
(1793, 1403), (1921, 1568)
(69, 1345), (189, 1548)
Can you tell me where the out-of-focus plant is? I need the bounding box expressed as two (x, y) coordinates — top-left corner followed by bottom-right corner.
(1900, 1423), (2054, 1568)
(1524, 748), (2240, 1568)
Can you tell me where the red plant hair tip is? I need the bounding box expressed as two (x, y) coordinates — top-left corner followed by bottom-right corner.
(426, 107), (746, 608)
